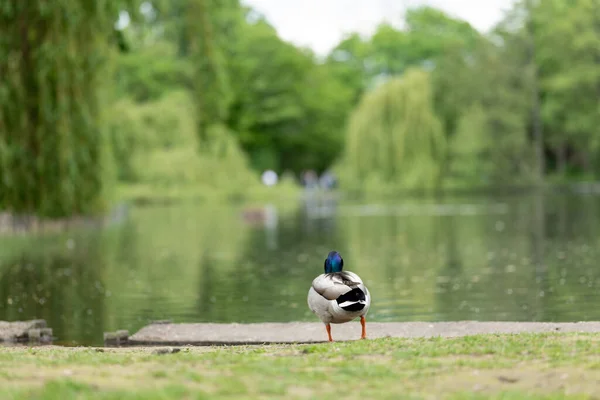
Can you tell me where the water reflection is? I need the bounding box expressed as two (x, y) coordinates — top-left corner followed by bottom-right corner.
(1, 192), (600, 346)
(0, 232), (107, 345)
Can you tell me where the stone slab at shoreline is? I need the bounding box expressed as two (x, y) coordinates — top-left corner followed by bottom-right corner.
(106, 321), (600, 347)
(0, 320), (53, 344)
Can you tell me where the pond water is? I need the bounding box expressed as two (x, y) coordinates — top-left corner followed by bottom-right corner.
(1, 190), (600, 346)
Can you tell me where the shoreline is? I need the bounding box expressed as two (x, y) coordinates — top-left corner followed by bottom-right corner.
(103, 321), (600, 347)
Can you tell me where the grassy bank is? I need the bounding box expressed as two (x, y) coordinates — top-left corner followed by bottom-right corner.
(1, 333), (600, 399)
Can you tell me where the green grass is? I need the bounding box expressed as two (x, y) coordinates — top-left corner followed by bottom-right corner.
(1, 333), (600, 399)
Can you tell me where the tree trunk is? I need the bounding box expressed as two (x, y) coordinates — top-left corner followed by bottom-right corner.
(526, 0), (545, 182)
(582, 150), (592, 175)
(556, 142), (566, 177)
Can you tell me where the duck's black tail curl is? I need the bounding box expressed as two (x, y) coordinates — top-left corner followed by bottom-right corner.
(336, 287), (367, 311)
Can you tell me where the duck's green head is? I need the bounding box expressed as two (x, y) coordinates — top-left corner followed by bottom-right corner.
(324, 251), (344, 273)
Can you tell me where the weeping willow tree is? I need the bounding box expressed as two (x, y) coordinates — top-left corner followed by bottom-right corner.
(185, 0), (235, 150)
(0, 1), (136, 218)
(181, 0), (257, 189)
(341, 68), (446, 191)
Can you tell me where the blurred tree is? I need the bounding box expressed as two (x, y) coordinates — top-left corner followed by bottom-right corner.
(524, 0), (545, 180)
(0, 0), (137, 217)
(227, 19), (353, 173)
(369, 24), (410, 77)
(447, 25), (536, 186)
(6, 0), (596, 207)
(329, 7), (490, 187)
(114, 41), (192, 102)
(403, 6), (480, 64)
(334, 2), (599, 188)
(535, 0), (600, 177)
(184, 0), (237, 150)
(112, 2), (353, 176)
(107, 0), (258, 193)
(408, 8), (483, 178)
(326, 33), (374, 104)
(341, 69), (446, 190)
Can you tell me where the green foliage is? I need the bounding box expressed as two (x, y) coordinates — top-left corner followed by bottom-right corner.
(127, 1), (353, 176)
(106, 90), (257, 194)
(447, 105), (492, 185)
(534, 0), (600, 174)
(107, 90), (197, 182)
(341, 69), (445, 191)
(404, 6), (480, 57)
(185, 0), (237, 149)
(3, 0), (600, 212)
(330, 1), (600, 189)
(0, 0), (138, 217)
(326, 33), (372, 103)
(104, 0), (261, 201)
(114, 41), (192, 102)
(449, 39), (535, 185)
(227, 20), (353, 173)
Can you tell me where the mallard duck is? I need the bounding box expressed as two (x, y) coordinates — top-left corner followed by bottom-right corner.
(307, 251), (371, 342)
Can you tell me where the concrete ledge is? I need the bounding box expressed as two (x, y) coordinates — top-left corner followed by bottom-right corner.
(106, 321), (600, 347)
(0, 320), (53, 344)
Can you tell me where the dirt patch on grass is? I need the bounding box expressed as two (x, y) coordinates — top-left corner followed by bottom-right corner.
(0, 359), (221, 393)
(0, 364), (143, 390)
(433, 366), (600, 397)
(355, 354), (394, 362)
(286, 385), (315, 398)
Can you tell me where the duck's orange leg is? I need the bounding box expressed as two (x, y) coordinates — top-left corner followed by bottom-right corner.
(360, 316), (367, 339)
(326, 323), (334, 342)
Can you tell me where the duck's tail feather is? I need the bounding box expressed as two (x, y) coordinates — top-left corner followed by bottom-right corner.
(336, 287), (367, 311)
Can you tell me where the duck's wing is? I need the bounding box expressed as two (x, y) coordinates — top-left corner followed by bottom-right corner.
(312, 272), (362, 301)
